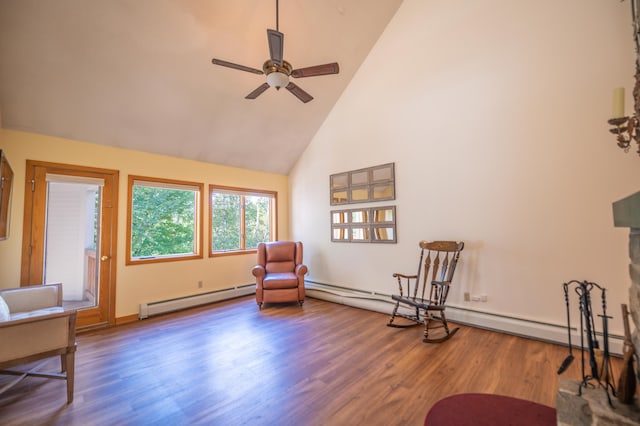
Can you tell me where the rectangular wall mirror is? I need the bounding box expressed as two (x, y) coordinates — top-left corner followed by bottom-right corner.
(351, 227), (370, 242)
(350, 170), (369, 186)
(372, 226), (395, 242)
(373, 207), (394, 223)
(331, 173), (348, 189)
(332, 227), (349, 241)
(331, 190), (348, 205)
(0, 150), (14, 240)
(332, 211), (348, 224)
(350, 187), (370, 202)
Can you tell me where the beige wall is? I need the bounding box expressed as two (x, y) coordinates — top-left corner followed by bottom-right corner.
(289, 0), (640, 335)
(0, 129), (289, 317)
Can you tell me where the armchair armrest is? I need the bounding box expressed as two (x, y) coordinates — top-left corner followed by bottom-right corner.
(0, 283), (63, 313)
(251, 265), (266, 278)
(295, 264), (308, 277)
(0, 309), (77, 364)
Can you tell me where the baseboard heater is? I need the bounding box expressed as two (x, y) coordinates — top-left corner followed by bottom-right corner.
(305, 280), (625, 355)
(139, 284), (255, 319)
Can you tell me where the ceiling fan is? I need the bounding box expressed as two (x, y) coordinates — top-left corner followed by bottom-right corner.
(211, 0), (339, 103)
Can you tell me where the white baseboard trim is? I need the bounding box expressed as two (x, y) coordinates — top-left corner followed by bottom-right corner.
(305, 280), (624, 356)
(139, 284), (255, 319)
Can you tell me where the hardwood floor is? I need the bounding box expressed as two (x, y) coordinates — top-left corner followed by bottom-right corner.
(0, 296), (619, 426)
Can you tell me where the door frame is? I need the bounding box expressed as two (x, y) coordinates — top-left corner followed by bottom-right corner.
(20, 160), (119, 328)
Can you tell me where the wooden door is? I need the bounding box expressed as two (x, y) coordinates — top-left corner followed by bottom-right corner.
(21, 160), (119, 329)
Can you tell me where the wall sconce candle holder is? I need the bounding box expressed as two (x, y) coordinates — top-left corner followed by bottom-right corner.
(608, 115), (640, 154)
(609, 0), (640, 156)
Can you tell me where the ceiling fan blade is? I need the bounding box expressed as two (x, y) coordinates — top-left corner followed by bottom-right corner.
(245, 83), (270, 100)
(291, 62), (340, 78)
(212, 58), (263, 75)
(267, 29), (284, 67)
(285, 82), (313, 103)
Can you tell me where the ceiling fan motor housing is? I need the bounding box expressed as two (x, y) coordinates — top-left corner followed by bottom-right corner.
(264, 60), (292, 89)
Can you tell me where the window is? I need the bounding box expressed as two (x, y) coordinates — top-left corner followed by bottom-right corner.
(127, 176), (203, 265)
(209, 185), (277, 256)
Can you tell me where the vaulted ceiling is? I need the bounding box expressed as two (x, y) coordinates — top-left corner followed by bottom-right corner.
(0, 0), (403, 174)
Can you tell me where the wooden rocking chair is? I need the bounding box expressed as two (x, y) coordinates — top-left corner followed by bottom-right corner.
(387, 240), (464, 343)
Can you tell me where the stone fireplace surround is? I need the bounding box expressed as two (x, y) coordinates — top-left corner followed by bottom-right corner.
(613, 192), (640, 356)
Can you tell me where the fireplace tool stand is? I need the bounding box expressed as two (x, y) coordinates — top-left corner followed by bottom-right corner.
(557, 280), (615, 406)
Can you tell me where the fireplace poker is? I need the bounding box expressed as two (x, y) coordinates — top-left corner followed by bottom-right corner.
(580, 282), (600, 381)
(597, 286), (614, 405)
(557, 282), (574, 374)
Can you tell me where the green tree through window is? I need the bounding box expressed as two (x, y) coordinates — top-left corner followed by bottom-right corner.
(210, 186), (276, 254)
(127, 176), (203, 264)
(245, 195), (270, 249)
(211, 193), (241, 251)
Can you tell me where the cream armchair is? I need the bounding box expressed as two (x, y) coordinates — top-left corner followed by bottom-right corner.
(0, 283), (77, 403)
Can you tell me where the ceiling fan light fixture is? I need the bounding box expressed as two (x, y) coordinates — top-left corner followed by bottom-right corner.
(266, 71), (289, 89)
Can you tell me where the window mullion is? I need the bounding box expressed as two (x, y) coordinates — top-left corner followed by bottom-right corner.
(240, 195), (246, 250)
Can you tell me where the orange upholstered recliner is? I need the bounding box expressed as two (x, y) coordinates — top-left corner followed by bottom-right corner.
(252, 241), (307, 309)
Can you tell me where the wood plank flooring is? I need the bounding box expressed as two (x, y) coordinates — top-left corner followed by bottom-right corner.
(0, 296), (620, 426)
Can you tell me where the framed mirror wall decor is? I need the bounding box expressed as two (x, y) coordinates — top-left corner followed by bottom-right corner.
(330, 163), (395, 205)
(330, 206), (396, 243)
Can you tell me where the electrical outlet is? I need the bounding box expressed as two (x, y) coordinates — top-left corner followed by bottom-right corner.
(480, 294), (488, 302)
(471, 295), (481, 302)
(198, 280), (203, 289)
(464, 292), (470, 302)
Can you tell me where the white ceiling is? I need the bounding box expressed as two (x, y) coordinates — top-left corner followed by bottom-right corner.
(0, 0), (403, 174)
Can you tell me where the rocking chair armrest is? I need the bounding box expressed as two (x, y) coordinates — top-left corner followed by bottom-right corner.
(424, 304), (446, 311)
(393, 273), (417, 279)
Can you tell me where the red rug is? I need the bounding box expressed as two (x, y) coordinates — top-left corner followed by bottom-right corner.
(424, 393), (557, 426)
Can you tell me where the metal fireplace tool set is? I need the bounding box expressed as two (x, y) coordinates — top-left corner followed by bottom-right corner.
(557, 280), (637, 406)
(557, 280), (620, 405)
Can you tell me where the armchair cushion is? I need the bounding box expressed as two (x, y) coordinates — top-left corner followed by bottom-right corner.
(0, 295), (9, 321)
(10, 306), (64, 321)
(265, 242), (296, 274)
(263, 272), (298, 289)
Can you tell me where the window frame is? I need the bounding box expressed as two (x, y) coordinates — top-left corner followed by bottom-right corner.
(209, 184), (278, 257)
(126, 175), (204, 265)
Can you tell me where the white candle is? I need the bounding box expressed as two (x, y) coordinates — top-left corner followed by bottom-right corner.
(613, 87), (625, 118)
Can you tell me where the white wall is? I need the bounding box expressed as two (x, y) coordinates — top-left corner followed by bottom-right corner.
(290, 0), (640, 336)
